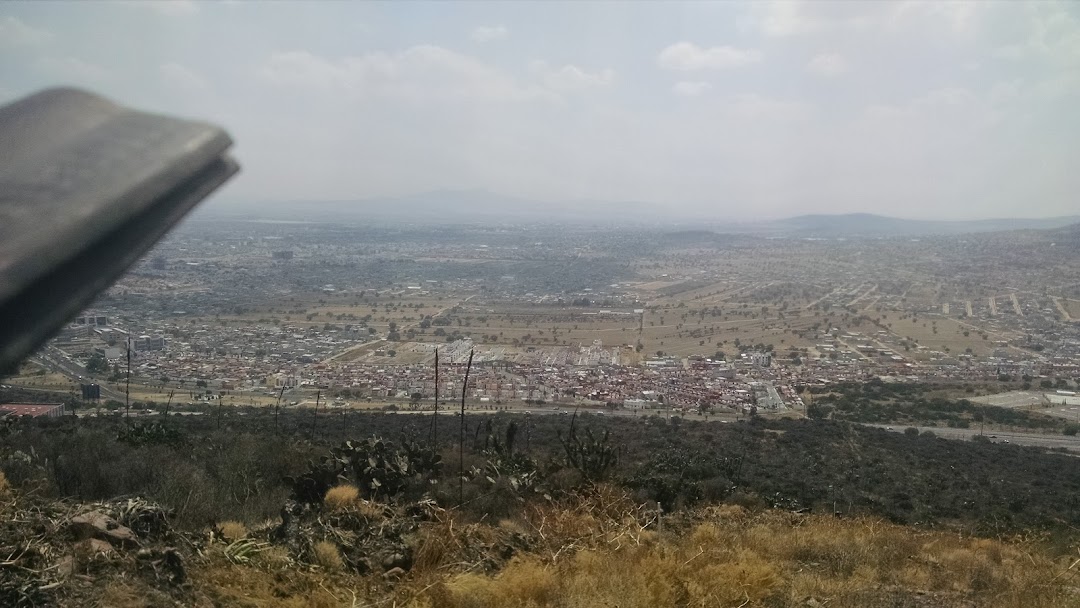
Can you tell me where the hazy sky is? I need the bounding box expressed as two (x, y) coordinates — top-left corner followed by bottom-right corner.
(2, 1), (1078, 220)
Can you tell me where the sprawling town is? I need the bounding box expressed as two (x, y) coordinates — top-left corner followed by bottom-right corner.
(7, 216), (1078, 428)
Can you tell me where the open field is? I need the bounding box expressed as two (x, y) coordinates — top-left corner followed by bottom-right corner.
(1058, 297), (1080, 321)
(4, 364), (79, 394)
(970, 391), (1048, 409)
(879, 314), (1005, 359)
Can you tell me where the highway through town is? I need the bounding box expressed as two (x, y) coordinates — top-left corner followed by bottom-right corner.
(30, 345), (127, 402)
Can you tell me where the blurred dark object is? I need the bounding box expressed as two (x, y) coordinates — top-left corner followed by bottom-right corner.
(0, 87), (238, 374)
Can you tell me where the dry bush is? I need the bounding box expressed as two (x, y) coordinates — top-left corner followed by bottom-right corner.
(706, 503), (749, 520)
(257, 545), (294, 569)
(521, 484), (659, 561)
(413, 512), (504, 575)
(96, 581), (174, 607)
(684, 550), (782, 605)
(313, 540), (344, 571)
(689, 522), (725, 547)
(324, 484), (359, 511)
(192, 558), (344, 607)
(412, 517), (459, 574)
(416, 505), (1075, 608)
(441, 558), (559, 608)
(218, 520), (248, 541)
(356, 498), (385, 519)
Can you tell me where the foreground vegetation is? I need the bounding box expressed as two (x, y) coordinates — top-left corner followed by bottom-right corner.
(4, 406), (1080, 536)
(3, 406), (1080, 606)
(2, 479), (1077, 607)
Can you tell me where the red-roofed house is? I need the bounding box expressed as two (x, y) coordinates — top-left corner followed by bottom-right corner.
(0, 403), (66, 418)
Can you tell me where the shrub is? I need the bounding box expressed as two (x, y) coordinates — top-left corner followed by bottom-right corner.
(219, 520), (248, 541)
(313, 540), (343, 570)
(324, 484), (360, 511)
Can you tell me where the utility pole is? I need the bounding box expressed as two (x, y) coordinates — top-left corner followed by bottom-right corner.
(459, 350), (473, 508)
(124, 336), (131, 420)
(433, 348), (439, 442)
(274, 385), (285, 433)
(310, 390), (321, 441)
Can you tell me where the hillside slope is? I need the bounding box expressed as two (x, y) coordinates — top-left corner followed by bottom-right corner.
(2, 480), (1076, 608)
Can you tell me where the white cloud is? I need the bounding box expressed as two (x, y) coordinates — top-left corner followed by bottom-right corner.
(753, 0), (825, 37)
(259, 46), (556, 104)
(746, 0), (874, 37)
(990, 2), (1080, 67)
(471, 24), (508, 42)
(657, 42), (762, 71)
(745, 1), (980, 38)
(159, 62), (208, 90)
(889, 1), (980, 36)
(0, 16), (53, 47)
(672, 81), (711, 97)
(806, 53), (848, 76)
(531, 61), (613, 90)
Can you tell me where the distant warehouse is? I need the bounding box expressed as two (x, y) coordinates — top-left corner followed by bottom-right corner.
(0, 403), (66, 418)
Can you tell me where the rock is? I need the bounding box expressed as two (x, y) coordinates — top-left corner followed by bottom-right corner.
(75, 538), (114, 557)
(352, 556), (373, 575)
(162, 548), (186, 585)
(135, 546), (186, 585)
(499, 544), (515, 560)
(71, 538), (115, 573)
(381, 552), (411, 571)
(68, 511), (139, 548)
(55, 555), (75, 578)
(382, 567), (406, 581)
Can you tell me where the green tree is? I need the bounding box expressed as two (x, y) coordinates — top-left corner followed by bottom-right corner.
(85, 353), (108, 375)
(807, 402), (833, 420)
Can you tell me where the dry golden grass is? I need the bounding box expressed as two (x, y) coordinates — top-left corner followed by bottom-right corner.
(256, 545), (294, 570)
(323, 484), (359, 511)
(48, 484), (1075, 608)
(356, 498), (386, 519)
(411, 508), (1076, 608)
(192, 559), (344, 607)
(312, 540), (343, 571)
(95, 581), (175, 607)
(218, 520), (248, 541)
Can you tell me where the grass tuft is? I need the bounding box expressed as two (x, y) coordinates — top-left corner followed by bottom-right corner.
(324, 484), (360, 511)
(313, 540), (343, 571)
(218, 520), (248, 541)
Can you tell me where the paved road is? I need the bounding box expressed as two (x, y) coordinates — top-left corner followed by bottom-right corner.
(868, 424), (1080, 451)
(31, 346), (126, 401)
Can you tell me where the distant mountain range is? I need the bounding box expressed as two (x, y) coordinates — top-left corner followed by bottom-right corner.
(754, 213), (1080, 238)
(205, 191), (1080, 237)
(208, 190), (660, 225)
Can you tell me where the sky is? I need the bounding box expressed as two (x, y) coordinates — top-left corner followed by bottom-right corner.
(1, 0), (1079, 221)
